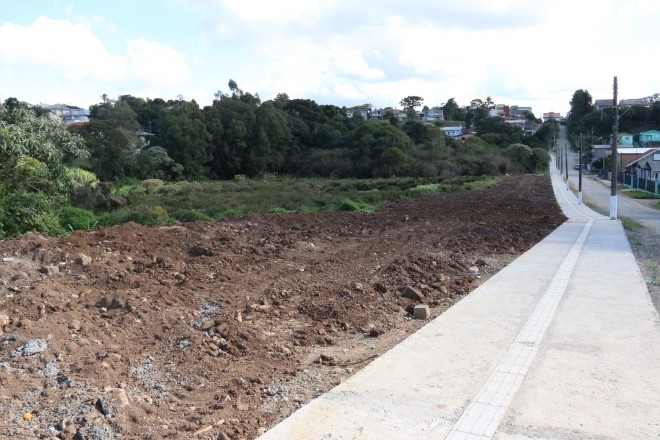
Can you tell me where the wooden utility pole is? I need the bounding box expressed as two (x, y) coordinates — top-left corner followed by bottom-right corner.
(611, 77), (618, 219)
(578, 133), (583, 204)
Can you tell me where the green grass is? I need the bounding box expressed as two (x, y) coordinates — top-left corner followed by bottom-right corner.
(619, 215), (643, 231)
(96, 175), (498, 228)
(625, 190), (660, 200)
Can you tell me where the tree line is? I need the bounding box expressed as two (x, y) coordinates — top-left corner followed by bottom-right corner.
(66, 81), (552, 181)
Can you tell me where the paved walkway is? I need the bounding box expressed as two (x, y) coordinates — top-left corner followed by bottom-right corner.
(258, 162), (660, 440)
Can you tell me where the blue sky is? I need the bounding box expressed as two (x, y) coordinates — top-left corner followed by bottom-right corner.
(1, 0), (658, 117)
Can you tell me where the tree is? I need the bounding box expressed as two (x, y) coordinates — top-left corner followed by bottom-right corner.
(567, 89), (594, 133)
(442, 98), (462, 121)
(154, 99), (212, 178)
(0, 107), (87, 237)
(136, 146), (183, 180)
(506, 143), (533, 172)
(466, 98), (490, 129)
(400, 96), (424, 120)
(68, 120), (136, 181)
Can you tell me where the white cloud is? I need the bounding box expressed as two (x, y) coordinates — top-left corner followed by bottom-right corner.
(126, 38), (190, 85)
(220, 0), (339, 24)
(0, 16), (126, 81)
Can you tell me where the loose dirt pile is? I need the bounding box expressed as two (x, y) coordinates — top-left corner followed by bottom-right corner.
(0, 174), (565, 440)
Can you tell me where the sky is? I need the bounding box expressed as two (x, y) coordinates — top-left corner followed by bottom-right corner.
(1, 0), (658, 118)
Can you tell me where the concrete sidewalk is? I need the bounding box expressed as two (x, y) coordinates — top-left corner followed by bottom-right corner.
(258, 165), (660, 440)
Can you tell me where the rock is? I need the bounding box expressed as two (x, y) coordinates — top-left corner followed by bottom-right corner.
(99, 387), (130, 417)
(39, 265), (59, 275)
(263, 385), (287, 397)
(16, 339), (47, 356)
(193, 425), (213, 436)
(368, 327), (383, 337)
(75, 254), (93, 266)
(402, 286), (425, 301)
(236, 400), (249, 411)
(0, 314), (9, 326)
(413, 304), (431, 320)
(475, 258), (489, 266)
(199, 319), (215, 331)
(468, 266), (480, 274)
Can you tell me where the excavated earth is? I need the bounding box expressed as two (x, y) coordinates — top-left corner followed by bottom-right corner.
(0, 174), (566, 440)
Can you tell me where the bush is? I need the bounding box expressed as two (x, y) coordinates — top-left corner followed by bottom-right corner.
(57, 206), (98, 232)
(338, 199), (376, 212)
(0, 192), (64, 237)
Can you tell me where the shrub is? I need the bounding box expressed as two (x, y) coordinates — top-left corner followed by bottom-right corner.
(142, 179), (165, 194)
(0, 192), (64, 237)
(57, 206), (98, 232)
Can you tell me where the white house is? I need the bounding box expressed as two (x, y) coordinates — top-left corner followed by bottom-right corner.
(441, 126), (463, 137)
(44, 104), (90, 125)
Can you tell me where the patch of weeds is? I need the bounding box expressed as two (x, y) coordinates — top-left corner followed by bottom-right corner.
(619, 215), (643, 231)
(339, 199), (376, 212)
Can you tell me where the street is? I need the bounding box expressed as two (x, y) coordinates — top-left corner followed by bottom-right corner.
(556, 124), (660, 314)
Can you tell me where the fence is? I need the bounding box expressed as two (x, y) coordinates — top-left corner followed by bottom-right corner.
(618, 173), (660, 196)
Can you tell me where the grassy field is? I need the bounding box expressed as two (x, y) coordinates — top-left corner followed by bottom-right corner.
(87, 175), (498, 228)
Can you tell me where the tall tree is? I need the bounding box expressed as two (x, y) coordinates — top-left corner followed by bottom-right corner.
(567, 89), (594, 133)
(153, 99), (212, 178)
(400, 96), (424, 120)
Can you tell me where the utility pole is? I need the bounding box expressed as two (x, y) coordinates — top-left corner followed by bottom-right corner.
(611, 77), (618, 220)
(578, 133), (583, 204)
(565, 140), (569, 190)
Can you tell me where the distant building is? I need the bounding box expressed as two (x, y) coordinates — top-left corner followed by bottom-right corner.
(346, 108), (369, 119)
(594, 99), (613, 111)
(542, 112), (561, 122)
(510, 106), (533, 119)
(619, 98), (648, 107)
(639, 130), (660, 144)
(441, 126), (464, 137)
(43, 104), (90, 125)
(421, 106), (444, 122)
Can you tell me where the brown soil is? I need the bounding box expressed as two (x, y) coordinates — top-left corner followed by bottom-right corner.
(0, 174), (565, 440)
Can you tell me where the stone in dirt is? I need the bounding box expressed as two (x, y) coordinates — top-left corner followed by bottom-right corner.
(403, 285), (425, 301)
(413, 304), (431, 320)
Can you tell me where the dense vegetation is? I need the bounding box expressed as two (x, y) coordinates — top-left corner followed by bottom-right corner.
(1, 83), (556, 238)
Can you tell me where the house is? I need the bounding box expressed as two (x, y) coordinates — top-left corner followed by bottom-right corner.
(616, 132), (634, 146)
(44, 103), (90, 125)
(591, 145), (655, 166)
(639, 130), (660, 144)
(594, 99), (613, 111)
(441, 126), (464, 137)
(510, 106), (533, 119)
(542, 112), (561, 122)
(623, 148), (660, 180)
(346, 108), (369, 119)
(619, 98), (648, 107)
(421, 107), (444, 122)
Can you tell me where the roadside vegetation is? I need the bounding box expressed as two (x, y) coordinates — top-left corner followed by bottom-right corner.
(1, 85), (554, 238)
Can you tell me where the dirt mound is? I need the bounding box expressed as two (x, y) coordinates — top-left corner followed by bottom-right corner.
(0, 174), (565, 440)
